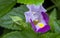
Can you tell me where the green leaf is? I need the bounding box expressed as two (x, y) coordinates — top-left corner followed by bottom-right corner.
(49, 9), (60, 33)
(53, 21), (60, 33)
(10, 16), (31, 30)
(49, 9), (56, 32)
(56, 36), (60, 38)
(51, 0), (60, 9)
(0, 0), (16, 18)
(10, 16), (23, 22)
(2, 31), (37, 38)
(0, 5), (29, 30)
(17, 0), (44, 5)
(57, 20), (60, 25)
(40, 33), (59, 38)
(49, 9), (56, 20)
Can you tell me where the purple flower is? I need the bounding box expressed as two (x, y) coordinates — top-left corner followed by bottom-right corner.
(24, 4), (50, 33)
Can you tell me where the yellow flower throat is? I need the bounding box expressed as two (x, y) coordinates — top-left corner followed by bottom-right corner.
(33, 20), (44, 28)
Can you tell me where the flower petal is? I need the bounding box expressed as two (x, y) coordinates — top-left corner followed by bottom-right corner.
(30, 19), (36, 31)
(25, 4), (50, 33)
(24, 11), (32, 22)
(39, 5), (47, 13)
(37, 25), (50, 33)
(41, 12), (49, 23)
(24, 11), (39, 22)
(27, 4), (40, 10)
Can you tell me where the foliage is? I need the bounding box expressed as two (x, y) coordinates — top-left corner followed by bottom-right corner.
(0, 0), (16, 18)
(0, 5), (28, 30)
(17, 0), (44, 5)
(0, 0), (60, 38)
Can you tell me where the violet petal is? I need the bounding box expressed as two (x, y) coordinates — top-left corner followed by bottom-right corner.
(30, 19), (36, 31)
(37, 25), (50, 33)
(41, 12), (49, 23)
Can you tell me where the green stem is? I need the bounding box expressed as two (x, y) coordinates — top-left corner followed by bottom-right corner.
(47, 5), (56, 11)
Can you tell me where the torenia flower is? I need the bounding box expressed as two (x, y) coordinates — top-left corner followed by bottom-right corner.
(24, 4), (50, 33)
